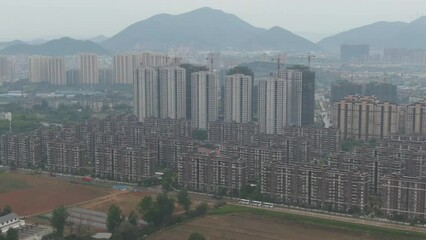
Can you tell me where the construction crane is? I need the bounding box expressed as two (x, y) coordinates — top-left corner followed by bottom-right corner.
(206, 52), (217, 72)
(301, 52), (316, 68)
(271, 54), (285, 77)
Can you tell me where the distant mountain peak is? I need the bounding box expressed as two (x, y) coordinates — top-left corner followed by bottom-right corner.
(0, 37), (109, 56)
(90, 35), (109, 43)
(186, 7), (225, 15)
(269, 26), (284, 31)
(318, 14), (426, 51)
(102, 8), (317, 52)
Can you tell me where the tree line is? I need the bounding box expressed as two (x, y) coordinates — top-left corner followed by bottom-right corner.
(47, 189), (211, 240)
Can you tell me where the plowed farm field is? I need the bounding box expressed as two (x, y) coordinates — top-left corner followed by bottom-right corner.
(0, 172), (111, 216)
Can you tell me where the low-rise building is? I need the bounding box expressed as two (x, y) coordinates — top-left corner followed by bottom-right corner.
(0, 213), (25, 233)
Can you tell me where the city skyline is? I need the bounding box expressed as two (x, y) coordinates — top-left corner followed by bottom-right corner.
(2, 0), (426, 42)
(2, 1), (426, 239)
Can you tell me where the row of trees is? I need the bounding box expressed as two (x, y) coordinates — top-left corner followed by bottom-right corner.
(341, 138), (378, 152)
(48, 189), (210, 239)
(105, 205), (139, 240)
(139, 193), (175, 226)
(49, 205), (139, 240)
(0, 101), (94, 135)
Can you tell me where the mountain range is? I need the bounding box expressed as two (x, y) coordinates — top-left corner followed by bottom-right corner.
(0, 37), (110, 56)
(2, 8), (426, 55)
(102, 7), (319, 52)
(0, 40), (25, 50)
(319, 16), (426, 51)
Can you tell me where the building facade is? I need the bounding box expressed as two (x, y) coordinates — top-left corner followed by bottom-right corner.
(177, 153), (247, 194)
(79, 53), (99, 85)
(332, 95), (399, 140)
(224, 74), (252, 123)
(191, 71), (218, 129)
(113, 54), (134, 85)
(382, 175), (426, 220)
(133, 67), (160, 121)
(258, 78), (287, 134)
(404, 100), (426, 135)
(47, 57), (66, 85)
(0, 56), (14, 82)
(47, 140), (86, 174)
(95, 145), (157, 181)
(159, 67), (186, 119)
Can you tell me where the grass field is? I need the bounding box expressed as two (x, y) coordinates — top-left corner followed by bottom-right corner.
(147, 205), (426, 240)
(0, 172), (112, 216)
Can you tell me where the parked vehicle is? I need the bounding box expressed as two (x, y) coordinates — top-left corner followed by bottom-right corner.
(238, 199), (251, 205)
(251, 200), (262, 206)
(262, 202), (274, 208)
(82, 176), (93, 182)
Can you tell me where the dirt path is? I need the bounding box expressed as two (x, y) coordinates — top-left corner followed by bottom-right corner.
(27, 191), (124, 217)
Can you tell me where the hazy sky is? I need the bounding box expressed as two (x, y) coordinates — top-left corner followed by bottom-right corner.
(1, 0), (425, 42)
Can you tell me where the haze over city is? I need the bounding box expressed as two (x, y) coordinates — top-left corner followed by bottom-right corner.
(2, 0), (426, 41)
(1, 1), (426, 240)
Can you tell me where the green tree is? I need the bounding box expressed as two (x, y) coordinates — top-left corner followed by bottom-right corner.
(0, 234), (5, 240)
(156, 193), (175, 224)
(50, 206), (68, 237)
(5, 228), (18, 240)
(240, 185), (263, 201)
(188, 232), (205, 240)
(113, 104), (132, 114)
(2, 205), (12, 216)
(142, 193), (175, 226)
(192, 129), (208, 141)
(138, 196), (154, 215)
(114, 223), (138, 240)
(177, 189), (192, 213)
(161, 177), (173, 192)
(341, 139), (363, 152)
(127, 211), (138, 226)
(106, 204), (124, 232)
(195, 202), (208, 216)
(368, 138), (378, 147)
(143, 205), (162, 226)
(227, 66), (254, 79)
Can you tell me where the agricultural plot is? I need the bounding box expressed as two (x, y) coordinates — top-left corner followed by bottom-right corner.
(0, 172), (111, 216)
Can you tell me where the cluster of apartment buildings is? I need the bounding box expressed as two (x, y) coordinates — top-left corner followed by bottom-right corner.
(332, 95), (426, 140)
(185, 126), (426, 220)
(26, 52), (174, 86)
(1, 113), (426, 220)
(384, 48), (426, 66)
(134, 64), (315, 132)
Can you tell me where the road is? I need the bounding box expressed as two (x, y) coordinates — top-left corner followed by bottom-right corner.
(319, 99), (331, 128)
